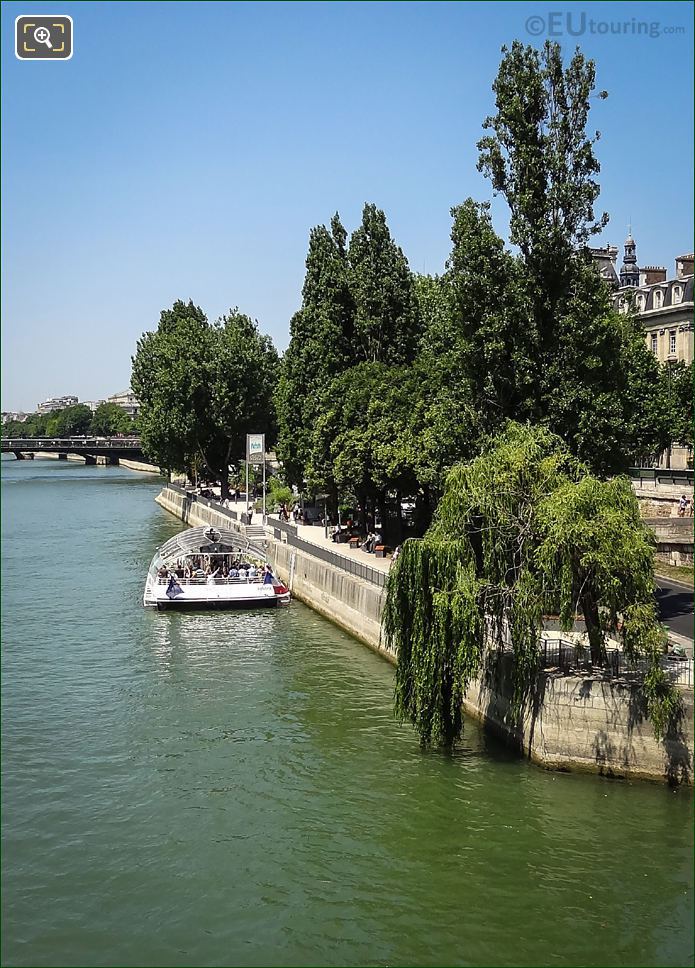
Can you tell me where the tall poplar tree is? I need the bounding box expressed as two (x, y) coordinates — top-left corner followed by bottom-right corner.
(348, 203), (420, 366)
(275, 214), (354, 487)
(451, 40), (671, 474)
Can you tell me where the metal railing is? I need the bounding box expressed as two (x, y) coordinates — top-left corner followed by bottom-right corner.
(271, 516), (298, 537)
(285, 533), (387, 588)
(540, 637), (693, 687)
(1, 436), (143, 450)
(629, 467), (694, 487)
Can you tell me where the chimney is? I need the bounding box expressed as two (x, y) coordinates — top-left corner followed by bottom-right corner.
(642, 266), (667, 286)
(675, 253), (694, 279)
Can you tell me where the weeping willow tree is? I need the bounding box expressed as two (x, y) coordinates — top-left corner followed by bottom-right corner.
(383, 423), (679, 746)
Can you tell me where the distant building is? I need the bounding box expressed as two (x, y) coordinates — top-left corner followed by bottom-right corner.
(36, 395), (79, 414)
(107, 390), (140, 418)
(588, 243), (620, 289)
(81, 400), (105, 413)
(1, 411), (28, 424)
(611, 236), (694, 367)
(599, 232), (694, 469)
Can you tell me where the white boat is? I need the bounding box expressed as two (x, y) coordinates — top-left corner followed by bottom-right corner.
(143, 525), (290, 610)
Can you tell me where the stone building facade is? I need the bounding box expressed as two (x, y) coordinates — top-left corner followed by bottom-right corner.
(591, 235), (694, 468)
(591, 235), (694, 365)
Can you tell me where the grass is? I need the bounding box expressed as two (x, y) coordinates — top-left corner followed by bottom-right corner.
(654, 562), (694, 585)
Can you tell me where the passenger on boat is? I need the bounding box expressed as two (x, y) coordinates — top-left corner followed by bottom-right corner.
(230, 565), (239, 578)
(263, 564), (274, 584)
(166, 574), (183, 598)
(248, 564), (258, 579)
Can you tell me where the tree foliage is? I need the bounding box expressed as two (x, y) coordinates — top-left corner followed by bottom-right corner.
(131, 300), (278, 494)
(383, 424), (678, 747)
(449, 40), (671, 474)
(275, 215), (354, 487)
(276, 204), (421, 492)
(90, 402), (134, 436)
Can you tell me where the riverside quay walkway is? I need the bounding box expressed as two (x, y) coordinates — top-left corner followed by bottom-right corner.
(1, 436), (146, 464)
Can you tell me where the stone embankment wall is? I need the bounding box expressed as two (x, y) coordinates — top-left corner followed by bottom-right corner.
(155, 486), (693, 784)
(630, 484), (694, 565)
(643, 517), (694, 566)
(462, 661), (693, 785)
(267, 540), (388, 657)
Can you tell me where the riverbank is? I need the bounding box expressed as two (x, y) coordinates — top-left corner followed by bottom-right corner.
(155, 485), (694, 785)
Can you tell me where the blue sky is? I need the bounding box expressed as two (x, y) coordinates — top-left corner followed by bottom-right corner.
(2, 0), (693, 412)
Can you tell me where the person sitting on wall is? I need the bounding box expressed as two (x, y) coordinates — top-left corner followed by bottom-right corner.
(678, 494), (688, 517)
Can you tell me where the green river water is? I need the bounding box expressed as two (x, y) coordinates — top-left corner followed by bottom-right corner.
(1, 457), (693, 967)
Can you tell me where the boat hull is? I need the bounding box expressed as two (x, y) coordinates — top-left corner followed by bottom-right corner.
(154, 596), (287, 611)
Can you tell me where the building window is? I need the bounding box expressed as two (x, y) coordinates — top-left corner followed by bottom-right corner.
(673, 286), (682, 304)
(651, 334), (658, 355)
(654, 289), (663, 309)
(669, 331), (677, 355)
(636, 294), (645, 311)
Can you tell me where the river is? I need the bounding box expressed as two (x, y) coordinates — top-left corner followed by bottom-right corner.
(1, 457), (693, 967)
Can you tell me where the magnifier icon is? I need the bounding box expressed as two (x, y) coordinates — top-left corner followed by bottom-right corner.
(34, 26), (53, 48)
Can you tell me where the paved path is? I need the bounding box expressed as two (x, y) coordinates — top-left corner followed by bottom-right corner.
(655, 576), (694, 641)
(267, 517), (393, 573)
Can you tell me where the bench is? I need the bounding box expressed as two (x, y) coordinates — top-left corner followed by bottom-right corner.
(349, 536), (361, 549)
(374, 545), (392, 559)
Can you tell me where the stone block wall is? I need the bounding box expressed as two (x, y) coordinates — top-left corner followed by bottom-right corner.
(463, 660), (693, 784)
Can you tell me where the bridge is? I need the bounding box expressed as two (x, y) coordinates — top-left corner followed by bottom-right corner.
(1, 436), (148, 465)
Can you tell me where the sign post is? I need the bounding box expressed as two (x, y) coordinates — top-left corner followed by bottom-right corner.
(246, 433), (265, 524)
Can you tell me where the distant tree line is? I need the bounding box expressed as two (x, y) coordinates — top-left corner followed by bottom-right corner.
(3, 402), (135, 439)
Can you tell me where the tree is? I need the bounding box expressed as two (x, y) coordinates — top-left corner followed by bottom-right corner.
(477, 40), (608, 302)
(448, 40), (669, 474)
(664, 361), (694, 451)
(91, 403), (134, 436)
(307, 363), (425, 536)
(131, 300), (211, 476)
(132, 300), (278, 497)
(204, 309), (279, 496)
(47, 404), (93, 437)
(383, 423), (678, 747)
(348, 203), (420, 366)
(444, 200), (537, 432)
(275, 214), (355, 488)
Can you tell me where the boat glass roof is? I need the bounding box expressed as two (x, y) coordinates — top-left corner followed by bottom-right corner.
(155, 526), (266, 564)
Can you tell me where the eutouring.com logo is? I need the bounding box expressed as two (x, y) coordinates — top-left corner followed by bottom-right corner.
(525, 12), (686, 39)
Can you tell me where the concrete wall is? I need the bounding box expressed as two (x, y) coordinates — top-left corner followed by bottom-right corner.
(155, 488), (240, 532)
(463, 660), (693, 784)
(267, 540), (390, 659)
(155, 486), (693, 784)
(643, 516), (694, 565)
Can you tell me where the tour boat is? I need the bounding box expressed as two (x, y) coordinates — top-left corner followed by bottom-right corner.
(143, 525), (290, 610)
